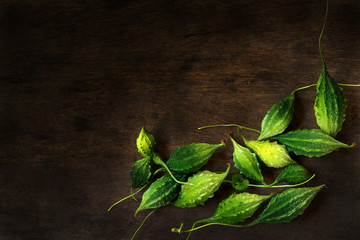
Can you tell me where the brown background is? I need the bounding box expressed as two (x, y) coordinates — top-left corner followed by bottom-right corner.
(1, 0), (360, 239)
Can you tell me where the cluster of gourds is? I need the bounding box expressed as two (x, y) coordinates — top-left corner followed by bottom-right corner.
(108, 1), (358, 239)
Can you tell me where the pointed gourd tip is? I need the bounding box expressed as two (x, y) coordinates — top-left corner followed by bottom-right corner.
(220, 140), (226, 146)
(224, 163), (231, 175)
(229, 135), (237, 144)
(134, 207), (141, 217)
(350, 142), (356, 147)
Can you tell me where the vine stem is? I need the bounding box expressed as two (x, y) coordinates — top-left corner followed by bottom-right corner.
(185, 220), (201, 240)
(338, 83), (360, 87)
(108, 167), (166, 211)
(249, 174), (316, 188)
(291, 84), (317, 94)
(108, 184), (147, 211)
(152, 154), (189, 185)
(131, 209), (156, 240)
(173, 221), (257, 234)
(130, 188), (138, 201)
(198, 124), (261, 134)
(319, 0), (329, 68)
(292, 82), (360, 95)
(223, 174), (316, 189)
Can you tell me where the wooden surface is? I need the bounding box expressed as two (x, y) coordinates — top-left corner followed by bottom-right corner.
(1, 0), (360, 239)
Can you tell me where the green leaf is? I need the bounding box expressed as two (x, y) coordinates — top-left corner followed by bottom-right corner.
(174, 165), (230, 208)
(130, 156), (152, 189)
(314, 68), (346, 137)
(166, 142), (224, 174)
(230, 137), (264, 183)
(204, 192), (273, 224)
(253, 185), (324, 224)
(231, 174), (249, 191)
(258, 94), (295, 140)
(243, 137), (296, 168)
(135, 173), (187, 215)
(136, 127), (156, 157)
(273, 164), (312, 185)
(273, 129), (353, 158)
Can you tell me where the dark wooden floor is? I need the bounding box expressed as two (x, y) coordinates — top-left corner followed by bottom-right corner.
(1, 0), (360, 239)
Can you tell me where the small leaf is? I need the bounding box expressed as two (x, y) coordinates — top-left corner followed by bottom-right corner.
(273, 129), (353, 158)
(174, 165), (230, 208)
(130, 156), (152, 189)
(273, 164), (312, 185)
(135, 173), (187, 214)
(204, 192), (273, 224)
(253, 185), (324, 224)
(243, 137), (296, 168)
(314, 68), (346, 137)
(136, 127), (156, 157)
(231, 174), (249, 191)
(258, 94), (295, 140)
(230, 137), (264, 183)
(166, 142), (224, 174)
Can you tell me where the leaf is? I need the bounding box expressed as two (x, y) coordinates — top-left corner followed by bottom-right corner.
(136, 127), (156, 157)
(166, 142), (224, 174)
(253, 185), (325, 224)
(231, 174), (249, 191)
(314, 68), (346, 137)
(243, 137), (296, 168)
(174, 165), (230, 208)
(135, 173), (187, 214)
(130, 156), (152, 189)
(204, 192), (273, 224)
(258, 94), (295, 140)
(230, 137), (264, 183)
(273, 164), (312, 185)
(273, 129), (353, 158)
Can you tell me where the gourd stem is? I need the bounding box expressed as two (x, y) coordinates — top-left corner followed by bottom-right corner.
(198, 124), (261, 134)
(130, 188), (138, 201)
(152, 154), (189, 185)
(224, 174), (315, 189)
(131, 209), (156, 240)
(108, 184), (147, 211)
(291, 84), (317, 94)
(248, 174), (316, 188)
(291, 82), (360, 95)
(174, 221), (257, 234)
(338, 83), (360, 87)
(108, 168), (166, 211)
(185, 220), (202, 240)
(319, 0), (328, 68)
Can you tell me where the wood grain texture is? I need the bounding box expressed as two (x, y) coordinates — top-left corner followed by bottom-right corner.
(1, 0), (359, 239)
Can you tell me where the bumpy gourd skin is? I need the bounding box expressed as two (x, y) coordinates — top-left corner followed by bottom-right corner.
(204, 192), (272, 224)
(166, 143), (224, 174)
(258, 94), (295, 141)
(230, 137), (264, 184)
(244, 138), (296, 168)
(254, 185), (324, 224)
(274, 129), (352, 158)
(174, 166), (230, 208)
(314, 68), (346, 138)
(130, 156), (152, 189)
(135, 173), (187, 214)
(136, 127), (156, 157)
